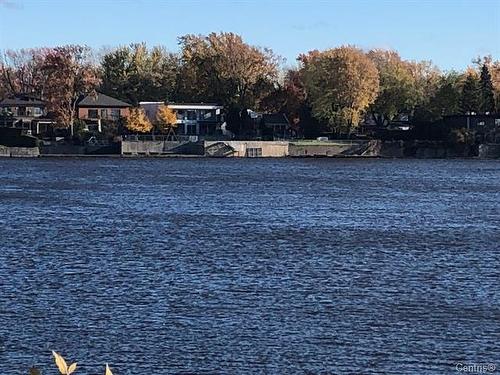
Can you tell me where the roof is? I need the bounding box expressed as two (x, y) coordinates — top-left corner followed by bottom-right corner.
(167, 103), (223, 110)
(262, 113), (289, 125)
(0, 95), (45, 107)
(444, 113), (500, 119)
(77, 93), (131, 108)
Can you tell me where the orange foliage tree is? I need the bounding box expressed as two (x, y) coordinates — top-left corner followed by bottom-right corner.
(41, 45), (101, 130)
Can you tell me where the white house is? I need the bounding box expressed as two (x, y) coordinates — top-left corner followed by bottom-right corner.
(140, 102), (224, 138)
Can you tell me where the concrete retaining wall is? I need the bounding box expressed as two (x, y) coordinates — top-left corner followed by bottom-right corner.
(289, 142), (354, 157)
(289, 140), (386, 157)
(122, 140), (181, 155)
(205, 141), (289, 157)
(120, 139), (497, 158)
(478, 144), (500, 158)
(0, 146), (40, 157)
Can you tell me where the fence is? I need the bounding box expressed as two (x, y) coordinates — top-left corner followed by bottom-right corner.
(122, 134), (198, 142)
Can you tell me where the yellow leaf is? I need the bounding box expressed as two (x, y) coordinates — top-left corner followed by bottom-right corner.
(52, 351), (68, 375)
(105, 363), (114, 375)
(68, 362), (77, 375)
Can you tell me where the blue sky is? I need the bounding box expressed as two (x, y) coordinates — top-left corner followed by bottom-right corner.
(0, 0), (499, 70)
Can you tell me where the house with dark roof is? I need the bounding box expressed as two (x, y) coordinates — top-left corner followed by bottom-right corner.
(0, 94), (57, 136)
(0, 94), (45, 126)
(443, 113), (500, 143)
(258, 113), (292, 140)
(443, 113), (500, 131)
(77, 92), (131, 132)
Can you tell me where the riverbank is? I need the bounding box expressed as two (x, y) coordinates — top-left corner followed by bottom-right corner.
(121, 139), (500, 159)
(0, 145), (40, 157)
(2, 140), (500, 158)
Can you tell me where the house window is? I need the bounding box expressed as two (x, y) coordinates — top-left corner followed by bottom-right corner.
(176, 110), (185, 120)
(478, 121), (485, 126)
(110, 109), (121, 120)
(246, 148), (262, 157)
(186, 124), (197, 135)
(187, 110), (197, 120)
(495, 119), (500, 127)
(33, 107), (43, 116)
(100, 109), (108, 119)
(17, 107), (26, 116)
(88, 109), (98, 118)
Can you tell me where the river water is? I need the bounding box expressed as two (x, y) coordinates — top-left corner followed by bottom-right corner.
(0, 158), (499, 374)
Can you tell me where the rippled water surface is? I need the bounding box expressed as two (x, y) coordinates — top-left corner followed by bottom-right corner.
(0, 158), (499, 374)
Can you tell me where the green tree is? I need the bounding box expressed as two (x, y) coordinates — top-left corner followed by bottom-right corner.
(407, 60), (442, 122)
(479, 63), (495, 113)
(367, 49), (417, 126)
(100, 43), (179, 105)
(426, 71), (463, 120)
(490, 60), (500, 112)
(460, 69), (480, 114)
(299, 46), (379, 134)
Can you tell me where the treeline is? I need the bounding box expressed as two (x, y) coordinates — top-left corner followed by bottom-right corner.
(1, 32), (499, 136)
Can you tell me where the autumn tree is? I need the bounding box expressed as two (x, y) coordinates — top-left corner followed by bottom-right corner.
(367, 49), (417, 126)
(100, 43), (179, 105)
(299, 46), (379, 134)
(42, 45), (100, 131)
(155, 104), (178, 138)
(490, 60), (500, 112)
(125, 107), (152, 133)
(479, 63), (495, 113)
(260, 69), (306, 117)
(259, 68), (315, 137)
(409, 60), (441, 103)
(0, 48), (49, 97)
(178, 32), (280, 135)
(460, 69), (480, 114)
(0, 72), (8, 99)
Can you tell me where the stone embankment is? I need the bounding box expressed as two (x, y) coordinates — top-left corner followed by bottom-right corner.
(478, 143), (500, 158)
(0, 146), (40, 157)
(119, 139), (500, 158)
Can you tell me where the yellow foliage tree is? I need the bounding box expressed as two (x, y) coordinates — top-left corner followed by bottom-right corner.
(125, 107), (153, 133)
(300, 46), (379, 134)
(156, 104), (178, 132)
